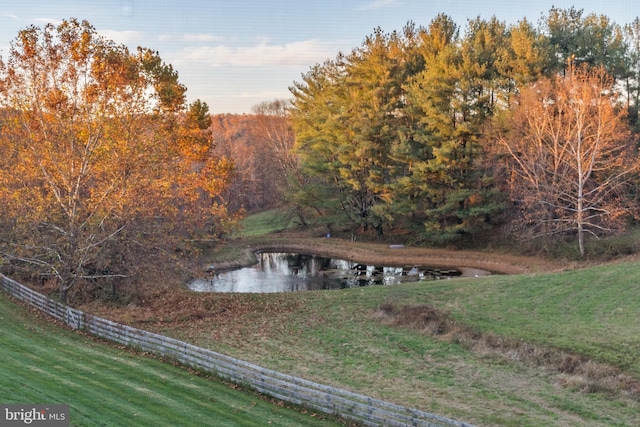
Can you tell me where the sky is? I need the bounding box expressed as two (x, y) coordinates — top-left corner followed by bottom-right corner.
(1, 1), (639, 114)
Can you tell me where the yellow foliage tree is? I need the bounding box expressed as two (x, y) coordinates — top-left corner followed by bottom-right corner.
(0, 19), (232, 302)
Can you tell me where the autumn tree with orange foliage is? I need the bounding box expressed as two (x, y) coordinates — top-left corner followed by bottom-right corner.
(0, 19), (233, 302)
(497, 63), (638, 256)
(169, 99), (235, 237)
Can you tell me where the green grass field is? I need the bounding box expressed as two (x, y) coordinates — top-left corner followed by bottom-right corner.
(0, 293), (344, 427)
(237, 209), (295, 237)
(163, 263), (640, 426)
(415, 263), (640, 374)
(7, 208), (640, 426)
(167, 266), (640, 426)
(139, 211), (640, 426)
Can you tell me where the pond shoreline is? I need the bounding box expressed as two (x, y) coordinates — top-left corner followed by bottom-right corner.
(207, 236), (564, 276)
(194, 251), (488, 293)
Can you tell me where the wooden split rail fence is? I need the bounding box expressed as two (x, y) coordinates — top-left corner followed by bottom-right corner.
(1, 274), (475, 427)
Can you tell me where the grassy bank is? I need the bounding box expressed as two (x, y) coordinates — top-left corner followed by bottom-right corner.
(126, 263), (640, 426)
(91, 211), (637, 426)
(0, 293), (344, 427)
(71, 211), (640, 425)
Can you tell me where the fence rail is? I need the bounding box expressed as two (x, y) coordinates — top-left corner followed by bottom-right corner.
(0, 274), (475, 427)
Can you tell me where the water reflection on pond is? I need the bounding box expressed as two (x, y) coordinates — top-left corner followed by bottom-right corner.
(189, 252), (488, 293)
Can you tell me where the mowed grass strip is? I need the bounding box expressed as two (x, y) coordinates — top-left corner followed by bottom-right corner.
(0, 293), (344, 427)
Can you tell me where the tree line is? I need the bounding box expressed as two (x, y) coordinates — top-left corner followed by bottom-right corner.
(2, 8), (640, 303)
(286, 7), (640, 254)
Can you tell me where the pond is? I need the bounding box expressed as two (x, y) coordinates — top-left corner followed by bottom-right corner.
(188, 252), (490, 293)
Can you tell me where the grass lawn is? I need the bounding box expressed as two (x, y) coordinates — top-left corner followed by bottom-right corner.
(414, 263), (640, 375)
(127, 251), (640, 426)
(35, 210), (640, 426)
(0, 293), (345, 427)
(236, 209), (295, 237)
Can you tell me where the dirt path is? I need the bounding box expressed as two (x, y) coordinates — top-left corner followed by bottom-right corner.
(215, 236), (564, 275)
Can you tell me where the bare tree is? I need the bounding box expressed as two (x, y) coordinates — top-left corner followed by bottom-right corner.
(498, 63), (637, 256)
(251, 99), (298, 185)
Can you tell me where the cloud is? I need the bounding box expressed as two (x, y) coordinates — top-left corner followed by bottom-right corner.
(358, 0), (399, 10)
(33, 17), (63, 26)
(1, 12), (18, 20)
(177, 39), (340, 68)
(158, 33), (225, 43)
(184, 33), (224, 43)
